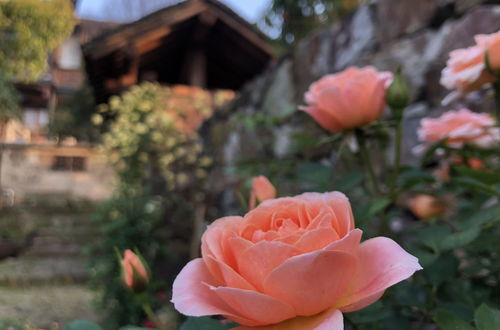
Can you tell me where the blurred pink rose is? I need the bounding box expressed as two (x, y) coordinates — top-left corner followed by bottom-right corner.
(300, 67), (393, 132)
(441, 32), (500, 94)
(486, 32), (500, 71)
(171, 192), (421, 329)
(418, 109), (500, 148)
(249, 176), (277, 209)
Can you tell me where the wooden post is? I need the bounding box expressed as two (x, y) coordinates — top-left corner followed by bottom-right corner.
(190, 203), (206, 259)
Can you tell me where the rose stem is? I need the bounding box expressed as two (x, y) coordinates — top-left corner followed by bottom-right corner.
(355, 129), (382, 195)
(142, 302), (164, 330)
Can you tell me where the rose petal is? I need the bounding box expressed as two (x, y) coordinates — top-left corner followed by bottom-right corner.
(325, 228), (362, 252)
(171, 258), (248, 321)
(299, 105), (345, 132)
(238, 241), (301, 291)
(202, 216), (243, 271)
(206, 256), (256, 290)
(236, 308), (343, 330)
(337, 237), (422, 310)
(301, 192), (355, 237)
(264, 250), (357, 316)
(211, 286), (296, 326)
(294, 227), (340, 253)
(340, 290), (385, 313)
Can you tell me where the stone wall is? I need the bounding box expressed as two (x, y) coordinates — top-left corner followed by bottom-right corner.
(1, 144), (114, 205)
(203, 0), (500, 212)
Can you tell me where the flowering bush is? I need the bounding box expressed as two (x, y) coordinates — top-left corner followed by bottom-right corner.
(169, 33), (500, 329)
(75, 30), (500, 330)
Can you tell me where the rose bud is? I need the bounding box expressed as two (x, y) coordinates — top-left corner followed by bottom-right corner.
(172, 192), (422, 329)
(467, 158), (484, 170)
(386, 67), (410, 115)
(407, 194), (445, 220)
(300, 66), (393, 132)
(121, 249), (149, 292)
(249, 176), (277, 209)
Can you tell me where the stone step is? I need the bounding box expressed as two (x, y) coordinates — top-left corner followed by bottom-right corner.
(0, 256), (89, 285)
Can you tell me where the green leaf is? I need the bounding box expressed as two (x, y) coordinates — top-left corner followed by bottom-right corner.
(296, 162), (332, 190)
(345, 302), (392, 324)
(64, 320), (103, 330)
(119, 327), (151, 330)
(475, 304), (500, 330)
(418, 225), (452, 252)
(454, 166), (500, 185)
(398, 169), (435, 189)
(335, 171), (364, 191)
(433, 309), (474, 330)
(425, 254), (459, 286)
(473, 204), (500, 226)
(406, 243), (438, 267)
(440, 227), (481, 251)
(453, 177), (500, 197)
(179, 317), (237, 330)
(354, 198), (391, 223)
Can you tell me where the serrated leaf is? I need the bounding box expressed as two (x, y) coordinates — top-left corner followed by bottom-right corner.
(440, 227), (481, 251)
(475, 304), (500, 330)
(64, 321), (103, 330)
(433, 309), (474, 330)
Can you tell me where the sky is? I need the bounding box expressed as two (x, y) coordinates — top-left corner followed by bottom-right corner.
(76, 0), (271, 23)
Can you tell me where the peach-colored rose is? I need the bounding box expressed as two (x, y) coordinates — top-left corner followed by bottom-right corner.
(122, 249), (149, 290)
(441, 32), (500, 94)
(249, 176), (277, 209)
(171, 192), (422, 329)
(418, 109), (500, 148)
(407, 194), (445, 220)
(300, 67), (393, 132)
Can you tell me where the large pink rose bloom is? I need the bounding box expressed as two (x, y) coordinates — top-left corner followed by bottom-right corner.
(300, 66), (393, 132)
(441, 32), (500, 94)
(418, 109), (500, 148)
(172, 192), (422, 329)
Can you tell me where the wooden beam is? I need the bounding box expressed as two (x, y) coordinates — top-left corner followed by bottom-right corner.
(84, 2), (207, 59)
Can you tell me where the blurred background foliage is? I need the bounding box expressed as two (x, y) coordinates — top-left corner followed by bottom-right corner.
(0, 0), (74, 123)
(261, 0), (360, 44)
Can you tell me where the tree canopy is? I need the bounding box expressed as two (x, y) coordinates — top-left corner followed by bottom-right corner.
(0, 0), (75, 121)
(261, 0), (359, 44)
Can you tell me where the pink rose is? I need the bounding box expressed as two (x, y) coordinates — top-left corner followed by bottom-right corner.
(249, 176), (277, 209)
(171, 192), (422, 329)
(486, 31), (500, 71)
(418, 109), (500, 148)
(441, 32), (499, 94)
(300, 66), (393, 132)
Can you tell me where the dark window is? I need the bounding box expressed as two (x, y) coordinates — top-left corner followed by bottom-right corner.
(51, 156), (87, 172)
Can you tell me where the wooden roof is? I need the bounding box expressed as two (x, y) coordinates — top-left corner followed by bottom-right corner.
(82, 0), (274, 103)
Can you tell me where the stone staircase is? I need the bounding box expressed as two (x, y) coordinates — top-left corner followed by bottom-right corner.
(0, 210), (96, 285)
